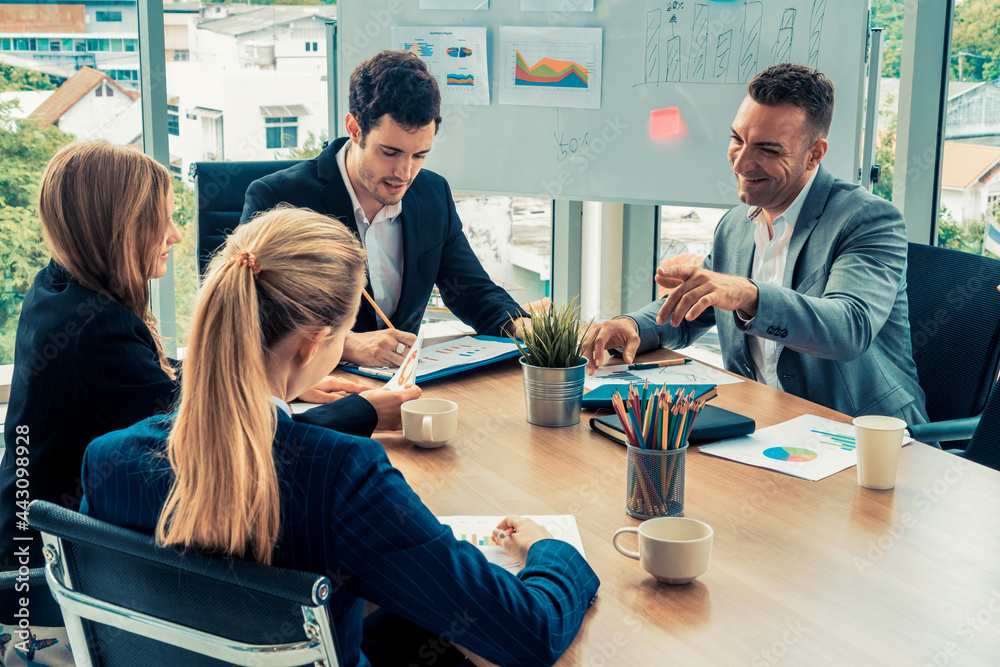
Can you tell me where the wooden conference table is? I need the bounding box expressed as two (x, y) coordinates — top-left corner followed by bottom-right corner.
(357, 350), (1000, 666)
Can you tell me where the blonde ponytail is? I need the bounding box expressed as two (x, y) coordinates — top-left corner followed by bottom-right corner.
(156, 207), (366, 564)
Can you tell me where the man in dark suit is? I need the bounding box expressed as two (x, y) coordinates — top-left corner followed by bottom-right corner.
(241, 50), (530, 367)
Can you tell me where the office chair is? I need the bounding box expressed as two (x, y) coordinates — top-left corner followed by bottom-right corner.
(906, 243), (1000, 447)
(27, 500), (341, 666)
(963, 379), (1000, 472)
(193, 161), (301, 276)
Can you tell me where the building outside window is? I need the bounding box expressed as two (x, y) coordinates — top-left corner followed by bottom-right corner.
(167, 102), (179, 136)
(265, 116), (298, 149)
(96, 11), (122, 22)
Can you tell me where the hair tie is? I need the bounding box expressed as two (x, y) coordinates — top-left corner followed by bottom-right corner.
(226, 250), (262, 276)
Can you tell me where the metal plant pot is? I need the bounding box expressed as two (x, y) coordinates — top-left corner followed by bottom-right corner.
(520, 356), (587, 427)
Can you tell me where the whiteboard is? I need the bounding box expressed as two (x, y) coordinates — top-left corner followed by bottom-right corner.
(337, 0), (869, 207)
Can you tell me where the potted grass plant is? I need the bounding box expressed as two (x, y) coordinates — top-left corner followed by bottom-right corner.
(509, 299), (593, 427)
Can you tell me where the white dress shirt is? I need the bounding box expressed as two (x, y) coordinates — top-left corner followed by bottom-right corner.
(739, 169), (818, 390)
(336, 141), (404, 328)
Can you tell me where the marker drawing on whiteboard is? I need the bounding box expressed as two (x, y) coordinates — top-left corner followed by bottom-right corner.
(689, 3), (709, 80)
(771, 8), (797, 65)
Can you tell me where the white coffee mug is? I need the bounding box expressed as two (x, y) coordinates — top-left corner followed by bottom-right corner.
(854, 415), (907, 489)
(401, 398), (458, 448)
(613, 517), (713, 585)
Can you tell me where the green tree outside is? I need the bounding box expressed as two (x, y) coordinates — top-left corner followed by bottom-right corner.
(0, 70), (74, 362)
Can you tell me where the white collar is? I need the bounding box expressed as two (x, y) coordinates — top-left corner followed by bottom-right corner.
(272, 396), (292, 417)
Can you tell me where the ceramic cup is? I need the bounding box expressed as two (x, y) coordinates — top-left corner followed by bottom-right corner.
(612, 517), (713, 585)
(401, 398), (458, 448)
(854, 415), (907, 489)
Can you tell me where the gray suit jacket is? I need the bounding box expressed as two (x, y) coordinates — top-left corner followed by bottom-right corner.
(630, 166), (928, 425)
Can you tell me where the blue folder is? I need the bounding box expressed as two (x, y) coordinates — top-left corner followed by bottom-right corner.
(341, 335), (522, 383)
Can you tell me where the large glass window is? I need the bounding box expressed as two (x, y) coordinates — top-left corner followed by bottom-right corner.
(935, 0), (1000, 258)
(0, 1), (142, 365)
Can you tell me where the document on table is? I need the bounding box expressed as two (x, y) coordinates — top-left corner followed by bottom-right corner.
(438, 515), (586, 574)
(584, 360), (743, 391)
(698, 414), (914, 481)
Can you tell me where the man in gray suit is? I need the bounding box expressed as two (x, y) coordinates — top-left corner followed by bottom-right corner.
(582, 64), (928, 425)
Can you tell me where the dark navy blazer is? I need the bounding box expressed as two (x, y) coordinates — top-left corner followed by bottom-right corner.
(80, 411), (600, 667)
(0, 262), (377, 576)
(240, 137), (527, 336)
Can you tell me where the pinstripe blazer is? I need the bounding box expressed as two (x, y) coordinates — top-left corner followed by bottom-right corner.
(0, 261), (377, 579)
(630, 166), (928, 424)
(80, 412), (600, 667)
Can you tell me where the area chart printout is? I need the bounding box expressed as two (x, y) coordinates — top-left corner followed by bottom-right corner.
(500, 26), (603, 109)
(392, 26), (489, 106)
(438, 516), (586, 574)
(698, 414), (914, 481)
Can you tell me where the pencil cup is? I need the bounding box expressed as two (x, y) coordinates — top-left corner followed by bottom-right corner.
(625, 443), (687, 519)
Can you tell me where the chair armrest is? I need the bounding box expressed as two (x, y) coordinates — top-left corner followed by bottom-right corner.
(909, 416), (981, 444)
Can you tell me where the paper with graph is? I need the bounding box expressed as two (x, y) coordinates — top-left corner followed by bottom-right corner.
(392, 26), (489, 106)
(584, 360), (743, 391)
(438, 515), (586, 574)
(499, 26), (603, 109)
(385, 328), (424, 391)
(698, 414), (914, 481)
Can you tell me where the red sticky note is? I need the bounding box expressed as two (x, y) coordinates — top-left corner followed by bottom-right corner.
(650, 107), (682, 138)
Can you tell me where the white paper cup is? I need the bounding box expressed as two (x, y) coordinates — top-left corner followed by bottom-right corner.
(853, 415), (906, 489)
(612, 517), (713, 585)
(401, 398), (458, 448)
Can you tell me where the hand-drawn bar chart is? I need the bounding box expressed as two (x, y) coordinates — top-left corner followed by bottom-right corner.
(634, 0), (829, 88)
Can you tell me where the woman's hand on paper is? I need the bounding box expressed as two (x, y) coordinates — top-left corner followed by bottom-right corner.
(492, 515), (553, 563)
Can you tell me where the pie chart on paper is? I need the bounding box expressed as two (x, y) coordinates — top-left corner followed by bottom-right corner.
(763, 447), (818, 463)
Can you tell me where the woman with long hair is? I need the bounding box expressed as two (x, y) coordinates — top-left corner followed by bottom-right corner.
(80, 207), (599, 667)
(0, 141), (415, 582)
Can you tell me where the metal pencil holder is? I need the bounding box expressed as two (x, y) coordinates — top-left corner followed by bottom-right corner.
(625, 443), (687, 519)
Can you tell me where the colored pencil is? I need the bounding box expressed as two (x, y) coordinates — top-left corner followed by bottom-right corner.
(361, 290), (396, 330)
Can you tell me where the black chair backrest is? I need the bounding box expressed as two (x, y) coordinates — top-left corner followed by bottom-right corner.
(194, 161), (302, 276)
(28, 500), (336, 666)
(965, 380), (1000, 472)
(906, 243), (1000, 424)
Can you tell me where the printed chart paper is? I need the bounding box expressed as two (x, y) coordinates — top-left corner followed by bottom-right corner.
(698, 414), (914, 482)
(500, 26), (603, 109)
(438, 515), (586, 574)
(385, 328), (424, 391)
(392, 26), (490, 106)
(583, 361), (743, 391)
(414, 336), (517, 376)
(521, 0), (593, 10)
(420, 0), (488, 9)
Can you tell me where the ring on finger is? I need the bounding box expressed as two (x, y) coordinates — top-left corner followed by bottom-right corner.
(395, 342), (407, 355)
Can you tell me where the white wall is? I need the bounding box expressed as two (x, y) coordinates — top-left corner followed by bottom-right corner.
(166, 61), (328, 179)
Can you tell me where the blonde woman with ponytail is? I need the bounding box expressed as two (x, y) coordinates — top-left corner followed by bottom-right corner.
(0, 141), (412, 589)
(81, 207), (600, 667)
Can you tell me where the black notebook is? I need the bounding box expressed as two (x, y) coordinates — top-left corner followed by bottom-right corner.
(589, 404), (756, 445)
